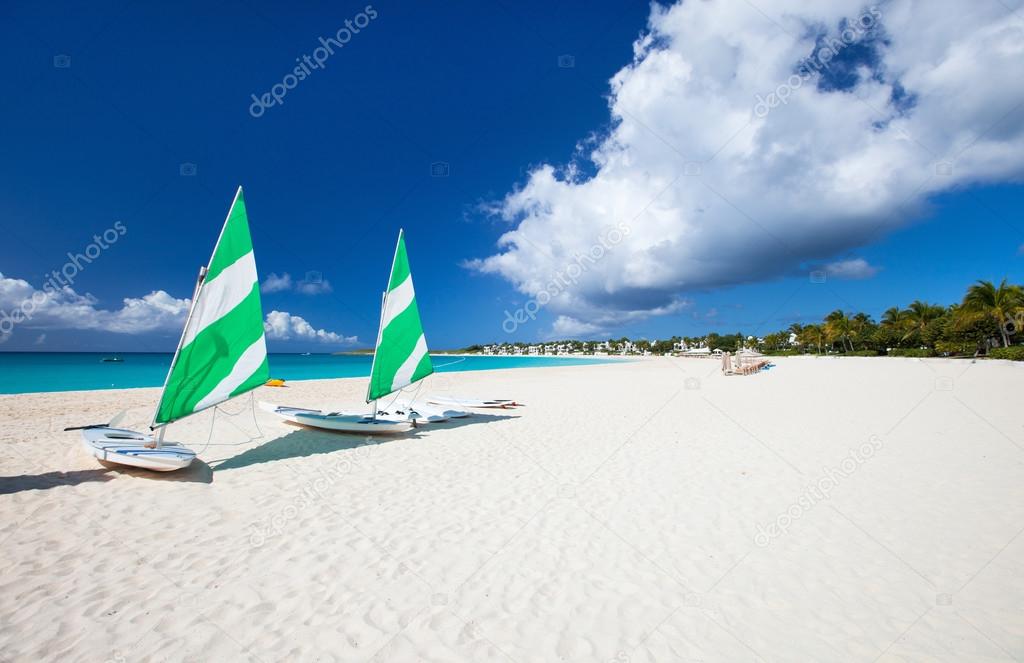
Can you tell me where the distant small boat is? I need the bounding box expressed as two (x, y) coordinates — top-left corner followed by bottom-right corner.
(301, 352), (312, 356)
(101, 357), (124, 363)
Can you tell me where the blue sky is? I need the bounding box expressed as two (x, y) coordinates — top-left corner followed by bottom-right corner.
(1, 1), (1022, 351)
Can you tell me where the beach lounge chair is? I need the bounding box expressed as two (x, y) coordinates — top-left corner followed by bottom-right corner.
(722, 352), (738, 375)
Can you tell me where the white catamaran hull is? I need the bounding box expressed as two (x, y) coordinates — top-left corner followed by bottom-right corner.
(81, 427), (197, 472)
(260, 402), (412, 434)
(427, 395), (520, 409)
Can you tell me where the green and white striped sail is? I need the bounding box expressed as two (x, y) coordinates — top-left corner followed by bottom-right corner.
(367, 229), (433, 402)
(153, 187), (269, 425)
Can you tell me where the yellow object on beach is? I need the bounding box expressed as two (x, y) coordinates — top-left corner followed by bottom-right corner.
(265, 379), (286, 387)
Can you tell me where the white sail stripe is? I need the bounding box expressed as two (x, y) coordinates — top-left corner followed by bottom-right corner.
(180, 251), (258, 349)
(391, 334), (428, 392)
(381, 275), (415, 331)
(193, 334), (267, 412)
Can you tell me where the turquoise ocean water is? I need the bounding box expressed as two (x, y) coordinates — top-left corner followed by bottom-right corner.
(0, 353), (617, 395)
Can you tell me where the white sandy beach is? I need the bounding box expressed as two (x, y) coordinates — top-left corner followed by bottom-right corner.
(1, 357), (1022, 662)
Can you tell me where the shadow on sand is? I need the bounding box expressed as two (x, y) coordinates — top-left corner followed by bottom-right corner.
(0, 468), (115, 494)
(95, 459), (214, 484)
(213, 412), (518, 472)
(0, 459), (213, 494)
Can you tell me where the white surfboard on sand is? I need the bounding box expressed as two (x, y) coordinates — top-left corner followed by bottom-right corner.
(426, 395), (520, 409)
(375, 399), (469, 422)
(260, 402), (411, 434)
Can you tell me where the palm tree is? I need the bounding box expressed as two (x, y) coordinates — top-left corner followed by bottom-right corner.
(850, 312), (873, 350)
(960, 279), (1024, 347)
(825, 310), (853, 351)
(881, 307), (907, 328)
(879, 306), (910, 349)
(903, 301), (946, 345)
(763, 332), (786, 351)
(798, 324), (824, 354)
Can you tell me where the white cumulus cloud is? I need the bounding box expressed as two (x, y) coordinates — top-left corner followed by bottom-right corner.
(260, 272), (293, 293)
(0, 272), (353, 347)
(295, 277), (333, 295)
(0, 272), (189, 337)
(263, 310), (356, 344)
(469, 0), (1024, 332)
(549, 315), (606, 339)
(260, 271), (333, 295)
(821, 258), (879, 280)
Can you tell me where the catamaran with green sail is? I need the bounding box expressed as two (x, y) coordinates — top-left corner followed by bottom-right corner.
(72, 187), (269, 471)
(261, 229), (438, 433)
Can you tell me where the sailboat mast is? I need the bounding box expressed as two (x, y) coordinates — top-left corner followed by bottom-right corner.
(150, 264), (207, 432)
(369, 289), (388, 420)
(150, 186), (245, 431)
(366, 229), (404, 404)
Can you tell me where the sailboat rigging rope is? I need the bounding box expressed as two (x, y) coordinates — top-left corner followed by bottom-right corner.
(431, 357), (466, 369)
(405, 376), (426, 403)
(192, 392), (265, 454)
(372, 356), (459, 414)
(375, 374), (430, 414)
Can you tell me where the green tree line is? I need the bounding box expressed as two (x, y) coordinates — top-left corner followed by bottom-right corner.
(466, 279), (1024, 360)
(763, 279), (1024, 357)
